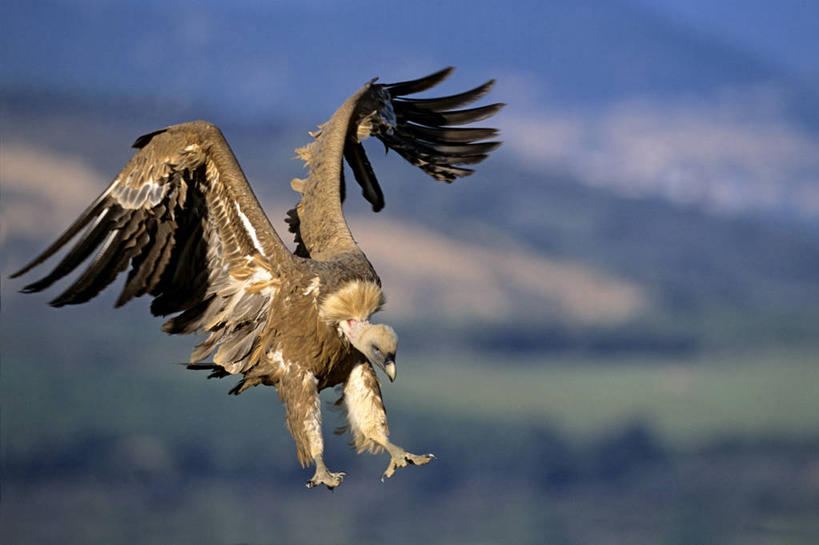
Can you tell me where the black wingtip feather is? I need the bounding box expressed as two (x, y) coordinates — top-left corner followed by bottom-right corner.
(401, 124), (499, 144)
(383, 67), (455, 96)
(392, 79), (495, 111)
(115, 219), (175, 308)
(344, 141), (385, 212)
(395, 102), (505, 127)
(132, 128), (168, 149)
(365, 70), (503, 186)
(46, 210), (147, 307)
(407, 140), (502, 157)
(13, 206), (128, 297)
(9, 195), (112, 280)
(228, 382), (244, 395)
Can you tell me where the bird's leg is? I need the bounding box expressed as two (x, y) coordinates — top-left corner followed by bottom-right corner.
(342, 363), (434, 481)
(308, 455), (344, 490)
(280, 370), (345, 490)
(380, 443), (435, 481)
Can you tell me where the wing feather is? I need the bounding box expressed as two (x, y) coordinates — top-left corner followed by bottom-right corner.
(379, 66), (455, 96)
(399, 124), (499, 144)
(348, 68), (504, 211)
(344, 140), (385, 212)
(389, 79), (495, 111)
(376, 70), (503, 183)
(289, 68), (503, 259)
(12, 120), (295, 376)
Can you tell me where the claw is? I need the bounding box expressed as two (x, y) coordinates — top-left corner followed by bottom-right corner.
(407, 452), (436, 465)
(306, 469), (346, 490)
(382, 451), (435, 481)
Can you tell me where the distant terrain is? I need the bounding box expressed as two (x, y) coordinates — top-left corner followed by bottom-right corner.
(3, 97), (818, 356)
(2, 2), (818, 539)
(3, 308), (818, 545)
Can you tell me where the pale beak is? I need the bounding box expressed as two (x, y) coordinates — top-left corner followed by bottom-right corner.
(384, 360), (396, 382)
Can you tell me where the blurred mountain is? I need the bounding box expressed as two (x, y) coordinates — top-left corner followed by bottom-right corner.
(3, 5), (819, 544)
(3, 95), (818, 354)
(0, 124), (649, 329)
(3, 0), (817, 219)
(3, 0), (818, 353)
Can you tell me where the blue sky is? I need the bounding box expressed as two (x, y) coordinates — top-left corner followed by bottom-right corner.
(3, 0), (816, 113)
(633, 0), (819, 75)
(2, 0), (818, 218)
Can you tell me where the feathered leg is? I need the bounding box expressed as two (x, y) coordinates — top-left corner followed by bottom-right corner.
(279, 370), (345, 489)
(342, 363), (434, 481)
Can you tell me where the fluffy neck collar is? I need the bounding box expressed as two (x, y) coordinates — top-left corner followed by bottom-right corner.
(319, 280), (384, 324)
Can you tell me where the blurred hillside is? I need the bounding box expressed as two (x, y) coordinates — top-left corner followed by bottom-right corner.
(3, 93), (818, 356)
(2, 2), (819, 544)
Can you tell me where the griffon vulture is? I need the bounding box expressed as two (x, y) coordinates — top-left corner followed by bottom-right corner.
(11, 68), (502, 489)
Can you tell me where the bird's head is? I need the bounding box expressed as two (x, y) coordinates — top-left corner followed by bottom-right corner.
(340, 320), (398, 382)
(320, 280), (398, 381)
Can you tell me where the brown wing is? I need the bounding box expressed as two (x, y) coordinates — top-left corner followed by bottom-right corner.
(12, 120), (295, 374)
(290, 67), (503, 260)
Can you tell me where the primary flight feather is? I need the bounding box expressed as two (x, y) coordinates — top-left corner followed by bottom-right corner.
(11, 67), (503, 489)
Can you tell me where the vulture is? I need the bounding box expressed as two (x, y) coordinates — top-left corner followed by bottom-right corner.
(11, 67), (502, 489)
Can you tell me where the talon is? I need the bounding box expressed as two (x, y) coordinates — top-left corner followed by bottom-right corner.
(307, 468), (346, 490)
(381, 450), (434, 481)
(405, 452), (435, 467)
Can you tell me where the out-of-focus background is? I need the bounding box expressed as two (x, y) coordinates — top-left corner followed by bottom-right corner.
(2, 1), (818, 543)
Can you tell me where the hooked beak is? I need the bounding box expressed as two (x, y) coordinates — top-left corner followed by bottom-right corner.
(384, 360), (396, 382)
(372, 354), (397, 383)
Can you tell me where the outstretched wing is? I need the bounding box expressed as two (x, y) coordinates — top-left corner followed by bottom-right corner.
(11, 120), (295, 374)
(353, 66), (504, 210)
(290, 67), (503, 260)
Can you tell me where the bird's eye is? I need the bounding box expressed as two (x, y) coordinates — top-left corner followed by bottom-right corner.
(371, 346), (383, 358)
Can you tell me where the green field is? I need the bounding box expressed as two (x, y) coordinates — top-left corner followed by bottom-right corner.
(6, 344), (818, 454)
(391, 349), (819, 447)
(3, 307), (819, 544)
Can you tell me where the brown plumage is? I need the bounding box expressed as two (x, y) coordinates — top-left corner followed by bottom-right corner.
(11, 67), (503, 489)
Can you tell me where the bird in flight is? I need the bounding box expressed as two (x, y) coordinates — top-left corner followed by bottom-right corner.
(12, 67), (503, 489)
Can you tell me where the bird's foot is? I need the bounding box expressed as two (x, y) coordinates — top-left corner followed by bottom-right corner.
(306, 467), (346, 490)
(381, 450), (435, 481)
